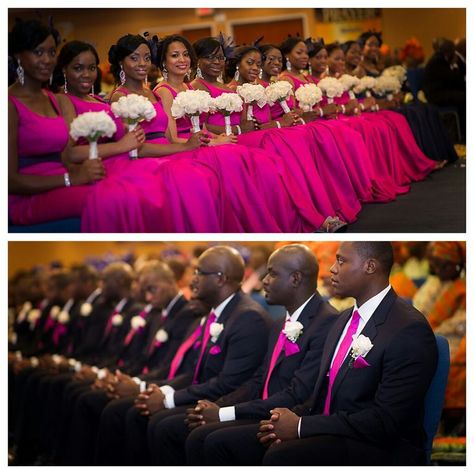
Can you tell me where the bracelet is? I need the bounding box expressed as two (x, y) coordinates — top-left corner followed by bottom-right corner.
(275, 121), (281, 128)
(316, 107), (324, 118)
(339, 104), (346, 114)
(375, 104), (380, 111)
(359, 103), (365, 111)
(235, 125), (242, 135)
(298, 117), (306, 125)
(64, 172), (71, 187)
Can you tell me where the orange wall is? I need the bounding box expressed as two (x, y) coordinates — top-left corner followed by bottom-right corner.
(9, 8), (465, 66)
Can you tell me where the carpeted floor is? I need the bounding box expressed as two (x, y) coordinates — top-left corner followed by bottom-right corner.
(348, 160), (466, 233)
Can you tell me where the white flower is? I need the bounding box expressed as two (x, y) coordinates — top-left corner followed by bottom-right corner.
(17, 301), (32, 323)
(351, 334), (373, 359)
(353, 76), (376, 95)
(30, 356), (39, 368)
(317, 77), (344, 99)
(382, 65), (407, 84)
(373, 76), (402, 96)
(236, 83), (267, 107)
(52, 354), (62, 365)
(111, 94), (157, 124)
(58, 311), (70, 324)
(111, 313), (123, 326)
(131, 315), (147, 330)
(15, 351), (23, 361)
(27, 308), (41, 323)
(282, 321), (304, 343)
(74, 361), (82, 372)
(97, 368), (108, 380)
(10, 332), (18, 345)
(155, 329), (169, 343)
(295, 84), (323, 111)
(210, 322), (224, 342)
(211, 93), (243, 115)
(80, 302), (93, 317)
(265, 81), (294, 105)
(68, 358), (77, 367)
(50, 305), (61, 320)
(171, 90), (212, 118)
(338, 74), (361, 92)
(70, 110), (117, 142)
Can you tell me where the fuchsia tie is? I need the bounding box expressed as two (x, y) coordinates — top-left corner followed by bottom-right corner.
(323, 310), (361, 415)
(167, 322), (204, 380)
(262, 320), (288, 400)
(191, 312), (217, 384)
(103, 309), (119, 339)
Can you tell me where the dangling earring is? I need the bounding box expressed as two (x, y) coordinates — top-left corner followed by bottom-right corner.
(119, 65), (126, 85)
(308, 64), (312, 76)
(145, 75), (148, 86)
(259, 68), (263, 79)
(286, 57), (292, 71)
(49, 74), (53, 86)
(185, 69), (191, 82)
(234, 66), (240, 81)
(196, 66), (203, 79)
(162, 65), (168, 81)
(63, 73), (68, 93)
(91, 84), (95, 96)
(16, 59), (25, 85)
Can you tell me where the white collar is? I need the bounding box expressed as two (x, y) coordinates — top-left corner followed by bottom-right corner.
(286, 294), (315, 322)
(211, 292), (236, 321)
(354, 284), (391, 325)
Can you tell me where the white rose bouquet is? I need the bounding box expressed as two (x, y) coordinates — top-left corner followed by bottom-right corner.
(382, 65), (407, 84)
(373, 75), (402, 100)
(353, 76), (377, 98)
(338, 74), (361, 99)
(317, 77), (344, 104)
(171, 89), (212, 133)
(295, 83), (323, 112)
(70, 111), (117, 160)
(282, 321), (304, 343)
(111, 94), (156, 159)
(236, 83), (267, 120)
(211, 93), (243, 136)
(265, 81), (294, 113)
(210, 322), (224, 343)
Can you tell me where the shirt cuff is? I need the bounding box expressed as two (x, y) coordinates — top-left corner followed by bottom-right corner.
(160, 385), (174, 396)
(218, 406), (236, 422)
(297, 416), (302, 439)
(163, 390), (176, 409)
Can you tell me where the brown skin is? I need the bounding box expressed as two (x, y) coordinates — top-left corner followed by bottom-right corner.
(9, 35), (104, 193)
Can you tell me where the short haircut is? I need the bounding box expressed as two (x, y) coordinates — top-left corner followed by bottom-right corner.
(352, 242), (394, 277)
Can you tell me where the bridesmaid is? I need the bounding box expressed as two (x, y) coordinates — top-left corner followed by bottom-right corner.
(341, 40), (363, 76)
(8, 19), (104, 227)
(190, 38), (348, 230)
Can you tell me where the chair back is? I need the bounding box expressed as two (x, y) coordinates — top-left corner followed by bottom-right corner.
(406, 67), (425, 103)
(424, 334), (450, 464)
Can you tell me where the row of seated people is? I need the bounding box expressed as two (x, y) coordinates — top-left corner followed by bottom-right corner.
(9, 19), (458, 232)
(9, 242), (450, 465)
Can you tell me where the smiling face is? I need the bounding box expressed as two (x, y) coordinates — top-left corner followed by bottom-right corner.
(328, 47), (346, 76)
(363, 35), (380, 61)
(239, 50), (262, 83)
(288, 41), (309, 70)
(122, 43), (151, 82)
(163, 40), (191, 77)
(310, 48), (328, 75)
(198, 45), (226, 80)
(17, 34), (57, 84)
(262, 48), (283, 78)
(345, 42), (362, 67)
(64, 50), (97, 96)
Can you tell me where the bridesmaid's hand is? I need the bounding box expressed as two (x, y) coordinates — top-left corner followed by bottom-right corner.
(210, 133), (237, 146)
(239, 119), (256, 133)
(280, 111), (300, 127)
(321, 103), (338, 119)
(70, 159), (106, 185)
(119, 126), (146, 152)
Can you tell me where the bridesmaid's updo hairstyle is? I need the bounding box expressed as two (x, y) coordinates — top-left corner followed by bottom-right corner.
(193, 37), (223, 59)
(259, 44), (281, 62)
(52, 40), (100, 91)
(108, 34), (148, 83)
(358, 31), (382, 48)
(304, 37), (326, 59)
(326, 42), (343, 57)
(225, 45), (260, 79)
(341, 40), (357, 55)
(279, 36), (306, 71)
(156, 34), (197, 71)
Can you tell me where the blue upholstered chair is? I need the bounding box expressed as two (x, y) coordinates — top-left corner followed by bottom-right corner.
(423, 334), (450, 464)
(8, 217), (81, 233)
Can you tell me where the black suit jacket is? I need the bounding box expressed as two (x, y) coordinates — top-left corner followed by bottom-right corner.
(299, 289), (437, 464)
(216, 293), (338, 419)
(172, 291), (272, 406)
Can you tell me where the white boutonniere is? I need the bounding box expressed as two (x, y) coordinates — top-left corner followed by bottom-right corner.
(58, 311), (70, 324)
(17, 301), (32, 323)
(351, 334), (373, 359)
(131, 315), (146, 330)
(50, 305), (61, 320)
(282, 321), (304, 343)
(80, 302), (93, 317)
(210, 322), (224, 343)
(155, 329), (169, 343)
(111, 314), (123, 326)
(27, 308), (41, 323)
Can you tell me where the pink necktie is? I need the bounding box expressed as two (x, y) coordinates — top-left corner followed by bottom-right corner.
(262, 321), (288, 400)
(323, 310), (361, 415)
(103, 309), (119, 339)
(192, 312), (217, 384)
(167, 322), (204, 380)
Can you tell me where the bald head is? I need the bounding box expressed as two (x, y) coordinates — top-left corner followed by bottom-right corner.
(200, 246), (245, 285)
(102, 261), (135, 299)
(139, 260), (176, 285)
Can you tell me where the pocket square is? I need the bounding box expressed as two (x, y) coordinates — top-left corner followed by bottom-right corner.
(353, 356), (370, 369)
(284, 339), (300, 357)
(209, 345), (222, 355)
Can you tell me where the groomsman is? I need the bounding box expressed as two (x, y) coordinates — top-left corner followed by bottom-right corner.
(151, 243), (338, 465)
(206, 242), (438, 465)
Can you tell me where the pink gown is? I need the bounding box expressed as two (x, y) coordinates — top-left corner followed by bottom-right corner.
(8, 90), (93, 225)
(197, 78), (359, 224)
(154, 82), (330, 232)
